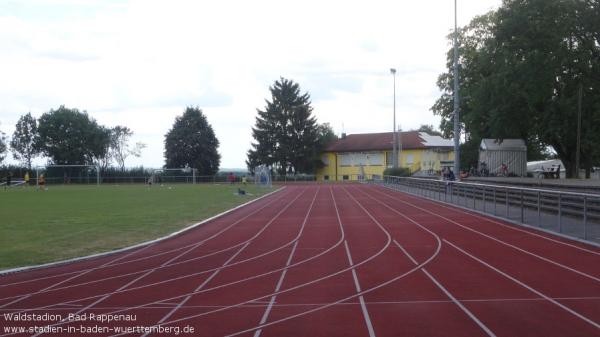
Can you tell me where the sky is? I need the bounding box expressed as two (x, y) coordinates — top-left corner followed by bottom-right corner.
(0, 0), (501, 169)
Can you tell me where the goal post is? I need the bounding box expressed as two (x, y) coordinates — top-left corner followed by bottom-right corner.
(253, 165), (272, 188)
(35, 165), (100, 187)
(150, 167), (197, 184)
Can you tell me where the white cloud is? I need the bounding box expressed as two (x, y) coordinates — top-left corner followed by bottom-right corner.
(0, 0), (501, 169)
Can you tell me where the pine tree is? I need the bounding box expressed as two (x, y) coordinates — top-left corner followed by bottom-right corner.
(247, 78), (318, 175)
(164, 106), (220, 175)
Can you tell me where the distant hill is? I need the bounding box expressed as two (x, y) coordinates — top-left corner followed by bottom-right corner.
(218, 168), (249, 175)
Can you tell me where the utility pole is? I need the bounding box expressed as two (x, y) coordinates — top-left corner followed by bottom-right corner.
(576, 83), (582, 178)
(391, 68), (398, 168)
(452, 0), (461, 176)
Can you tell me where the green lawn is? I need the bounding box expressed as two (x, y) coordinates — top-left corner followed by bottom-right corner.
(0, 184), (275, 270)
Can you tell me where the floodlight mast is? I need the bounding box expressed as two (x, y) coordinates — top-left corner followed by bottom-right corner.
(390, 67), (398, 168)
(452, 0), (461, 176)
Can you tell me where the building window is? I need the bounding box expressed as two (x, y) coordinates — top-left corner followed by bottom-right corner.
(324, 175), (329, 181)
(343, 175), (349, 180)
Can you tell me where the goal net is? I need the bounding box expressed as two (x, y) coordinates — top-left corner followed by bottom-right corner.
(36, 165), (100, 186)
(150, 167), (197, 184)
(253, 165), (272, 188)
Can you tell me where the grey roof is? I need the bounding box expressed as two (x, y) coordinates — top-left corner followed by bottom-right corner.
(480, 138), (527, 151)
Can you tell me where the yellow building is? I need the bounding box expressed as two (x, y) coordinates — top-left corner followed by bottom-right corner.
(316, 131), (455, 181)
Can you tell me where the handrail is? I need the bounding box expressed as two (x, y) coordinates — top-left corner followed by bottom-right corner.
(382, 175), (600, 198)
(377, 175), (600, 244)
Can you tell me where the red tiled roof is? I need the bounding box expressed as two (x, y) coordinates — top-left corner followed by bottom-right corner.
(324, 131), (450, 152)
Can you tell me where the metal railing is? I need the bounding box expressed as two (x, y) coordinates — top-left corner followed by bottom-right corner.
(377, 176), (600, 244)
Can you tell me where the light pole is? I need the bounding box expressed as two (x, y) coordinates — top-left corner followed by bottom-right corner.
(452, 0), (461, 176)
(390, 68), (398, 168)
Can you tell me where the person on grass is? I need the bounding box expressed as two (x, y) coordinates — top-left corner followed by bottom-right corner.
(38, 174), (46, 190)
(5, 172), (11, 189)
(24, 172), (30, 187)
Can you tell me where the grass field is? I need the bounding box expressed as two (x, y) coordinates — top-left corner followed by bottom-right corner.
(0, 183), (275, 270)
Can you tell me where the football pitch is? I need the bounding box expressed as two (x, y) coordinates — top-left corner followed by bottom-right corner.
(0, 183), (275, 270)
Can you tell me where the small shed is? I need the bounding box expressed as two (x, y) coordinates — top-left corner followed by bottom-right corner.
(479, 139), (527, 177)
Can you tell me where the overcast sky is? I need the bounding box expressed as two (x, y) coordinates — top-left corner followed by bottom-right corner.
(0, 0), (501, 169)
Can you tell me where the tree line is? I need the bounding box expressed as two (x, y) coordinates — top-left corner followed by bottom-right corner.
(0, 106), (145, 172)
(0, 77), (334, 177)
(0, 105), (223, 176)
(433, 0), (599, 178)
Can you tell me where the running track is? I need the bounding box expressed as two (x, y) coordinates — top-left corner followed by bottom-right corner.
(1, 184), (599, 337)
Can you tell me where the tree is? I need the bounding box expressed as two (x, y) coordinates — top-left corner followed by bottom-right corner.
(247, 78), (319, 174)
(36, 106), (111, 165)
(412, 124), (444, 137)
(312, 123), (339, 170)
(164, 106), (220, 175)
(109, 126), (146, 171)
(0, 126), (6, 165)
(10, 113), (40, 170)
(432, 0), (600, 176)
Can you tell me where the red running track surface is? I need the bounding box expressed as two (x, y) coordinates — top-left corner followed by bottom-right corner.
(1, 184), (599, 337)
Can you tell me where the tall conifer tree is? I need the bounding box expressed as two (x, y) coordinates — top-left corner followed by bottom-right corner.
(247, 78), (318, 174)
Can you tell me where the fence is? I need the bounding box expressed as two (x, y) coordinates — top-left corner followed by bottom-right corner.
(377, 176), (600, 244)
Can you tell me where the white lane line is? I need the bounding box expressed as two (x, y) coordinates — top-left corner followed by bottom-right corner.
(108, 187), (324, 337)
(2, 189), (303, 318)
(22, 188), (308, 337)
(368, 186), (600, 283)
(344, 240), (376, 337)
(205, 186), (396, 337)
(0, 188), (290, 307)
(355, 185), (494, 337)
(393, 240), (496, 337)
(252, 241), (299, 337)
(0, 244), (152, 309)
(8, 296), (600, 311)
(150, 187), (320, 337)
(375, 184), (600, 256)
(3, 189), (343, 337)
(32, 228), (234, 337)
(444, 239), (600, 330)
(0, 187), (288, 289)
(142, 241), (252, 337)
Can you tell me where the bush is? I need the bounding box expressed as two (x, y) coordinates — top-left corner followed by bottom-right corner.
(383, 167), (411, 177)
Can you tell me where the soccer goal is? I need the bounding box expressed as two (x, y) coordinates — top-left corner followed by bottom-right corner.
(253, 165), (272, 188)
(150, 167), (198, 184)
(35, 165), (100, 187)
